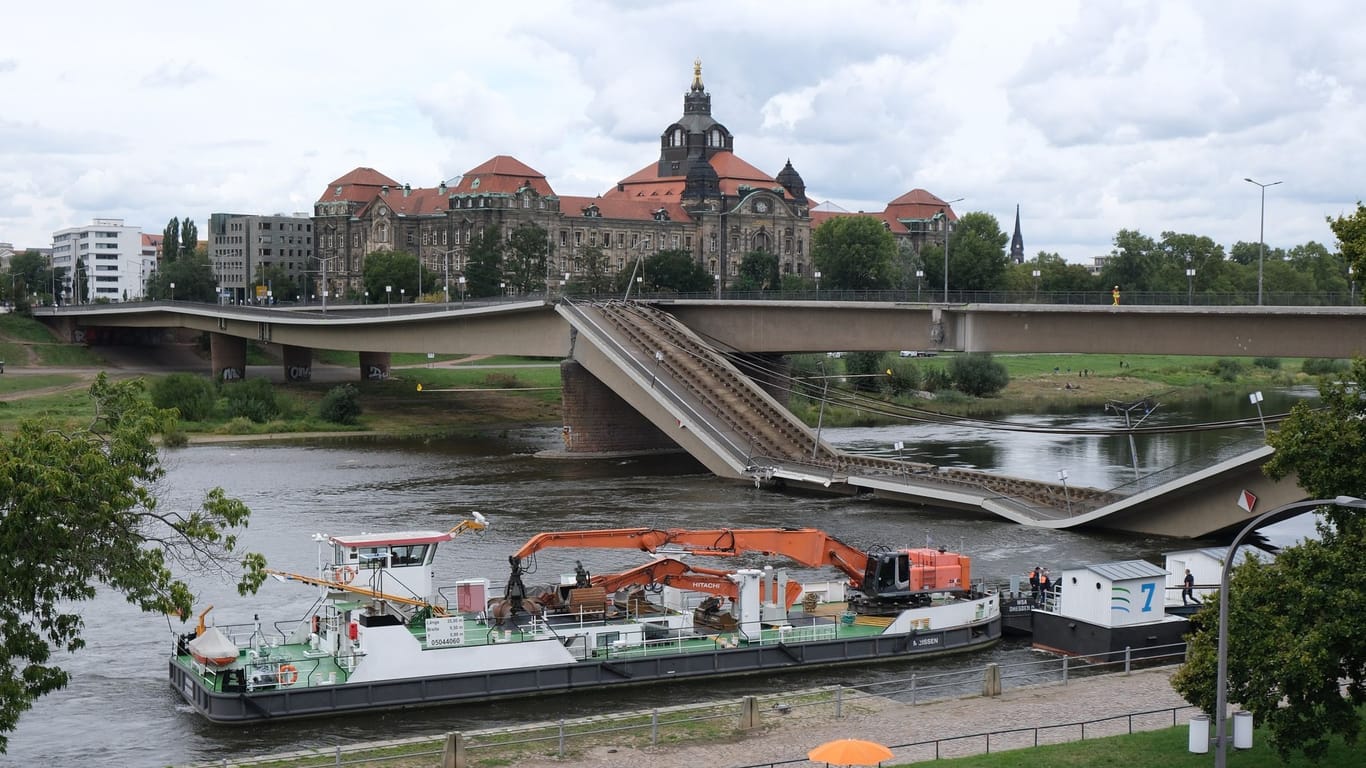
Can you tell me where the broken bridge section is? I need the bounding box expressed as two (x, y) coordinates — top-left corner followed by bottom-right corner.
(556, 300), (1121, 526)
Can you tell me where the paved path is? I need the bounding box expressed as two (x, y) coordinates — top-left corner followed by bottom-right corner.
(510, 667), (1194, 768)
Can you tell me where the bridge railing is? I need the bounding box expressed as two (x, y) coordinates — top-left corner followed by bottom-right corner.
(593, 288), (1360, 307)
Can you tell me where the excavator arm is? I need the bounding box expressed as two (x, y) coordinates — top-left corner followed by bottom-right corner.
(589, 557), (805, 609)
(510, 527), (874, 589)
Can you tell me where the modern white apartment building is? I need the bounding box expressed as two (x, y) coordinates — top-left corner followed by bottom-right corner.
(209, 212), (314, 304)
(50, 218), (154, 302)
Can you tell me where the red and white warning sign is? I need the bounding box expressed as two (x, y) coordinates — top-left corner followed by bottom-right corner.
(1237, 490), (1257, 513)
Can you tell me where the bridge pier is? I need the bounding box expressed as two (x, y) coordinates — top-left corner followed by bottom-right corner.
(282, 345), (312, 382)
(210, 333), (247, 383)
(560, 360), (677, 454)
(360, 351), (391, 381)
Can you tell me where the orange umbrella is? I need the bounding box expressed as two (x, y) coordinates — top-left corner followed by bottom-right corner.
(807, 738), (894, 766)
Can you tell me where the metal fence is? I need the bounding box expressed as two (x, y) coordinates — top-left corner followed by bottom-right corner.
(192, 642), (1189, 768)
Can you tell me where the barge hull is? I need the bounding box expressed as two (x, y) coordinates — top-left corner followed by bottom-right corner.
(172, 616), (1000, 723)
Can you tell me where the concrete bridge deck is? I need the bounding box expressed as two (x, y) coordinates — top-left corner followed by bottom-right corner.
(36, 298), (1314, 538)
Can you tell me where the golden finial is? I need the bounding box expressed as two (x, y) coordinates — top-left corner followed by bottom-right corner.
(692, 58), (703, 90)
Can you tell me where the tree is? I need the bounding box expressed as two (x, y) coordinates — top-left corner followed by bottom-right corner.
(179, 218), (198, 261)
(639, 249), (711, 293)
(1172, 357), (1366, 760)
(573, 246), (615, 296)
(251, 263), (300, 302)
(733, 250), (780, 292)
(464, 227), (504, 298)
(162, 217), (181, 263)
(1328, 202), (1366, 281)
(944, 212), (1010, 293)
(504, 225), (548, 294)
(811, 216), (896, 289)
(1099, 229), (1162, 293)
(0, 375), (263, 753)
(147, 246), (217, 302)
(362, 250), (421, 301)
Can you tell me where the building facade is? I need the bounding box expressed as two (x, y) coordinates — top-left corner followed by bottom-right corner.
(312, 62), (958, 297)
(50, 218), (152, 303)
(209, 213), (315, 304)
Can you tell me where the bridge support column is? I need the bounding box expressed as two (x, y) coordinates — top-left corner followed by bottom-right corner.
(359, 351), (391, 381)
(210, 333), (247, 383)
(282, 345), (312, 382)
(560, 361), (676, 454)
(736, 353), (790, 407)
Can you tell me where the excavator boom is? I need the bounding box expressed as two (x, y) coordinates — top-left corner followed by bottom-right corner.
(512, 527), (874, 587)
(589, 557), (805, 609)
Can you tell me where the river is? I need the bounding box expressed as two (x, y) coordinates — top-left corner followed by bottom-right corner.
(6, 389), (1314, 765)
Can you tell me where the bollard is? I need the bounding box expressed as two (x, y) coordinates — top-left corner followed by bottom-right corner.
(1124, 646), (1131, 674)
(835, 684), (843, 719)
(739, 695), (758, 730)
(441, 732), (465, 768)
(1188, 715), (1209, 753)
(1062, 655), (1070, 684)
(558, 719), (566, 757)
(651, 709), (659, 745)
(982, 662), (1002, 697)
(911, 673), (917, 705)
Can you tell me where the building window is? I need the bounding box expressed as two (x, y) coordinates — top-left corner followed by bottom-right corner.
(709, 233), (717, 253)
(616, 233), (624, 248)
(685, 235), (692, 250)
(560, 230), (568, 247)
(574, 231), (582, 246)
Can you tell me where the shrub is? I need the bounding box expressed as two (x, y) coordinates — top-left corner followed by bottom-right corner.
(1302, 358), (1349, 375)
(1253, 356), (1281, 370)
(223, 378), (278, 423)
(949, 353), (1010, 397)
(318, 384), (362, 425)
(882, 358), (921, 396)
(1212, 358), (1246, 382)
(150, 373), (217, 422)
(161, 428), (189, 447)
(921, 367), (953, 392)
(843, 352), (885, 392)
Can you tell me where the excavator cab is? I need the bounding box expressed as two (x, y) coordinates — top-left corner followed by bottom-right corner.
(862, 552), (918, 604)
(860, 548), (971, 609)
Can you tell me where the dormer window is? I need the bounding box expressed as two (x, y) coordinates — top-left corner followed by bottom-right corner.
(582, 205), (601, 218)
(653, 208), (670, 222)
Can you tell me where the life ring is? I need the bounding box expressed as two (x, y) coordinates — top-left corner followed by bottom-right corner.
(277, 664), (299, 686)
(333, 566), (356, 584)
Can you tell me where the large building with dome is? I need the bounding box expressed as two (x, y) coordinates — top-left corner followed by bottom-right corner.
(305, 61), (958, 298)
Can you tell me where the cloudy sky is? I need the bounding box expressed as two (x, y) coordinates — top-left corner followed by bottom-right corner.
(2, 1), (1361, 264)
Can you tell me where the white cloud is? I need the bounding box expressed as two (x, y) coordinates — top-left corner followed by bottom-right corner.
(0, 0), (1362, 264)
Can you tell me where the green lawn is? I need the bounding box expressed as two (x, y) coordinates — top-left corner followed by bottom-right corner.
(32, 343), (106, 366)
(0, 373), (82, 395)
(910, 720), (1363, 768)
(0, 313), (60, 342)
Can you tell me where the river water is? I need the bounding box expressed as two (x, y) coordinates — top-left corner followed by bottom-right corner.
(7, 390), (1314, 766)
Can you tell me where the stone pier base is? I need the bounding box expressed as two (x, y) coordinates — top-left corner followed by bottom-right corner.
(559, 360), (676, 454)
(360, 351), (391, 381)
(282, 345), (312, 382)
(210, 333), (247, 383)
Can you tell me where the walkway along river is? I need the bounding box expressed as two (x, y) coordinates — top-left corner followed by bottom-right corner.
(6, 390), (1314, 766)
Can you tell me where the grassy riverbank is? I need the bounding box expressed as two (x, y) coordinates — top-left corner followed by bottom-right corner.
(0, 312), (1335, 437)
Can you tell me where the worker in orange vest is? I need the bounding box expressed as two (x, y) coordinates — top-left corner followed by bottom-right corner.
(1038, 570), (1051, 602)
(1112, 285), (1121, 305)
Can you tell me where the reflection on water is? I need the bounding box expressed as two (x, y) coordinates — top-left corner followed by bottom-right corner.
(8, 388), (1313, 766)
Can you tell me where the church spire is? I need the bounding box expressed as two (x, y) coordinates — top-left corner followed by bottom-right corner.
(1010, 204), (1025, 264)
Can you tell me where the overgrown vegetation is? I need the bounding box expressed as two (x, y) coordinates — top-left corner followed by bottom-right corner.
(150, 373), (217, 421)
(949, 353), (1010, 397)
(317, 384), (361, 425)
(224, 378), (279, 423)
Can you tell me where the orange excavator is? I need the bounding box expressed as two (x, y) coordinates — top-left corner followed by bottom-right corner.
(504, 527), (971, 613)
(588, 556), (805, 609)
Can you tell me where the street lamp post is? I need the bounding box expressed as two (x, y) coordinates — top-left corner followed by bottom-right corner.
(1187, 267), (1196, 305)
(1349, 266), (1356, 305)
(933, 197), (965, 303)
(1244, 177), (1282, 306)
(714, 273), (720, 300)
(170, 282), (175, 302)
(1212, 496), (1366, 768)
(915, 269), (924, 301)
(385, 285), (392, 316)
(814, 270), (821, 301)
(1032, 269), (1041, 302)
(458, 276), (467, 307)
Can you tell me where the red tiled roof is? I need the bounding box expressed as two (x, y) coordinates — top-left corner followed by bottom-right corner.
(885, 188), (958, 223)
(557, 195), (690, 223)
(141, 233), (162, 247)
(809, 189), (959, 234)
(318, 167), (401, 203)
(449, 155), (555, 197)
(328, 167), (399, 188)
(604, 151), (791, 200)
(359, 186), (449, 217)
